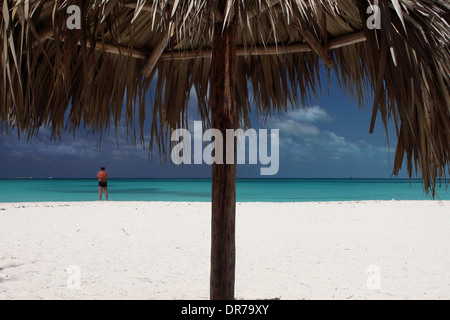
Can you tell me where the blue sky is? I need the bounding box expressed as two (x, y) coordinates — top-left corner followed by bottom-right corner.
(0, 69), (413, 179)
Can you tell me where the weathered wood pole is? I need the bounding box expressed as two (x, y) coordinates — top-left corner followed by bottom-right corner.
(209, 12), (238, 300)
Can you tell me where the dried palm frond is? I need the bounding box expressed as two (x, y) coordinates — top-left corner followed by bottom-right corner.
(1, 0), (449, 194)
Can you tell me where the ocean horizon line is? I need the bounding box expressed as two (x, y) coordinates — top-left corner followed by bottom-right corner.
(1, 178), (448, 202)
(1, 177), (427, 181)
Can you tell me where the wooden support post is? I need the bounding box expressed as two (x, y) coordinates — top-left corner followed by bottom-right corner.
(297, 22), (334, 67)
(209, 19), (238, 300)
(141, 32), (170, 77)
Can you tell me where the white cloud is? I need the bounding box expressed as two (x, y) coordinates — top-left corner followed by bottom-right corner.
(319, 131), (362, 160)
(263, 105), (389, 165)
(287, 105), (333, 123)
(266, 105), (331, 139)
(1, 122), (153, 162)
(269, 119), (321, 138)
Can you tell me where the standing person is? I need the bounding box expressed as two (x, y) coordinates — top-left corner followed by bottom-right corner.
(97, 166), (108, 201)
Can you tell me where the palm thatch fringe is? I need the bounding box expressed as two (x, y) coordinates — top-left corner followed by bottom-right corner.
(1, 0), (449, 194)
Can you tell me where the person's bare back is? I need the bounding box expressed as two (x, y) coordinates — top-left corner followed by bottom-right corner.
(97, 170), (107, 182)
(97, 166), (108, 200)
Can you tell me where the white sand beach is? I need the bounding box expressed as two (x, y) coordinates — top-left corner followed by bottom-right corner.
(0, 201), (449, 300)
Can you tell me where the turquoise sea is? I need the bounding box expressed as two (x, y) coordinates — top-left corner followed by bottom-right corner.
(0, 179), (449, 203)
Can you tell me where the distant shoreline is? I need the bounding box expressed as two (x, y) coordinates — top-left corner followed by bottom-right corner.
(1, 179), (447, 203)
(0, 199), (447, 205)
(1, 177), (427, 181)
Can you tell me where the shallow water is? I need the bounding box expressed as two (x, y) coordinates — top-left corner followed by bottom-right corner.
(0, 178), (448, 202)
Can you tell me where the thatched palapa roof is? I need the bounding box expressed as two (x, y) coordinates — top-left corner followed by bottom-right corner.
(1, 0), (450, 193)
